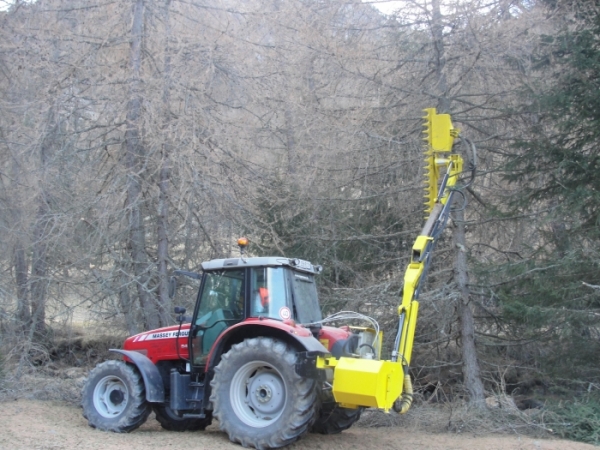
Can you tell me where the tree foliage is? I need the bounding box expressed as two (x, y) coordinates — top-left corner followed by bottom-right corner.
(493, 1), (600, 382)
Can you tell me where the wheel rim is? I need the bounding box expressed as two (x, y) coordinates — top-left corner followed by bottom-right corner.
(93, 375), (129, 419)
(230, 361), (286, 428)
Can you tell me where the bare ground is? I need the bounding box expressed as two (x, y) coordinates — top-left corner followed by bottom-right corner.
(0, 399), (597, 450)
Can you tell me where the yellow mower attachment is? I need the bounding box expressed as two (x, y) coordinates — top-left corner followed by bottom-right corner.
(317, 356), (403, 411)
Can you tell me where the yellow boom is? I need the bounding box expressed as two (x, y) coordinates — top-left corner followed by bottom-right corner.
(317, 108), (470, 413)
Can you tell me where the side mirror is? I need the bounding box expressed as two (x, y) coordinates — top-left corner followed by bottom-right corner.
(168, 276), (177, 299)
(174, 306), (191, 323)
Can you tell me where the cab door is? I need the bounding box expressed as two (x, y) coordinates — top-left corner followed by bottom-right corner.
(189, 269), (245, 366)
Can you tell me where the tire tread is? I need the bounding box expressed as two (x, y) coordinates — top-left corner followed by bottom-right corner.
(82, 360), (151, 433)
(210, 337), (318, 449)
(311, 394), (362, 435)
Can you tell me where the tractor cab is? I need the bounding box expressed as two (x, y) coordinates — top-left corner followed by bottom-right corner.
(187, 256), (324, 367)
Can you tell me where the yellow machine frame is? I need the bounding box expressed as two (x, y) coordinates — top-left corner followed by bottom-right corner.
(317, 108), (465, 413)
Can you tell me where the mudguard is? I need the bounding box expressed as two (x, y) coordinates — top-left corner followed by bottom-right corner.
(205, 319), (329, 371)
(110, 349), (165, 403)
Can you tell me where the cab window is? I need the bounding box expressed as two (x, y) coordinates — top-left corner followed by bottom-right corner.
(250, 267), (291, 320)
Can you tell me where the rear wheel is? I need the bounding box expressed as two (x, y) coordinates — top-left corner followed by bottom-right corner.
(82, 360), (151, 432)
(210, 337), (318, 449)
(153, 405), (213, 431)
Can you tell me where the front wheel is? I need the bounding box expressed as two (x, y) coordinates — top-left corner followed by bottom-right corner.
(210, 337), (318, 449)
(311, 403), (363, 434)
(82, 360), (151, 432)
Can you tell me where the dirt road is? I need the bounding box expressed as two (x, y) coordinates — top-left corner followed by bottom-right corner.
(0, 399), (596, 450)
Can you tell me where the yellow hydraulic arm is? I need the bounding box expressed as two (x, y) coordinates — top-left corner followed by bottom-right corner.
(317, 108), (475, 414)
(396, 108), (463, 366)
(391, 108), (469, 413)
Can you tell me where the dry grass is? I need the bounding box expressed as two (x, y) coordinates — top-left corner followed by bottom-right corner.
(0, 330), (126, 404)
(0, 368), (87, 404)
(0, 358), (560, 444)
(357, 394), (554, 440)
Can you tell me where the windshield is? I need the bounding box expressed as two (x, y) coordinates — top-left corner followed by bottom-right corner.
(249, 267), (323, 323)
(289, 271), (322, 324)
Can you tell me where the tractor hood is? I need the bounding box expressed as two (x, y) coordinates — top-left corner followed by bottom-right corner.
(124, 324), (191, 363)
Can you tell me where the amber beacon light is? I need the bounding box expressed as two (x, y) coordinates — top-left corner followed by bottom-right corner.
(237, 237), (249, 255)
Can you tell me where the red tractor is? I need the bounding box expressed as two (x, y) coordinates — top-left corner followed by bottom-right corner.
(82, 240), (364, 448)
(82, 108), (473, 449)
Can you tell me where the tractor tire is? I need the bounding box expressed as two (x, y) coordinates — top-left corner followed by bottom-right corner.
(311, 403), (363, 434)
(82, 360), (151, 433)
(210, 337), (318, 449)
(153, 405), (213, 431)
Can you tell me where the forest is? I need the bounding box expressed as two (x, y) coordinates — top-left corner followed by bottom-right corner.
(0, 0), (599, 444)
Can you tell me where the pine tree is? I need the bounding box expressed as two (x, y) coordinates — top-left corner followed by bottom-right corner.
(498, 3), (600, 382)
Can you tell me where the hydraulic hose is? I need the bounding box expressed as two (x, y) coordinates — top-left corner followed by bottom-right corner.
(393, 373), (414, 414)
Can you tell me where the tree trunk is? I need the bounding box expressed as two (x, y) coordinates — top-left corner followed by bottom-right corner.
(29, 113), (55, 336)
(430, 0), (485, 406)
(157, 157), (170, 324)
(431, 0), (450, 114)
(30, 195), (49, 335)
(118, 269), (139, 336)
(11, 155), (30, 328)
(14, 243), (30, 328)
(156, 0), (173, 326)
(453, 207), (486, 406)
(125, 0), (159, 331)
(284, 108), (297, 175)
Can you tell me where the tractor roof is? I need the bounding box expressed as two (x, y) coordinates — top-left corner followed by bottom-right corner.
(201, 257), (321, 275)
